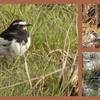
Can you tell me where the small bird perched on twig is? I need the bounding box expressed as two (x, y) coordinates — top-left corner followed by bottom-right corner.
(0, 19), (32, 58)
(90, 30), (99, 39)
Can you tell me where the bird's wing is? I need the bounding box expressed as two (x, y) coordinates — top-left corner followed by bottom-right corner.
(0, 37), (11, 46)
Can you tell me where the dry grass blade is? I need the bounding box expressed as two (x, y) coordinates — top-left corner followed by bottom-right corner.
(0, 68), (65, 90)
(47, 49), (72, 59)
(58, 65), (78, 96)
(24, 55), (32, 89)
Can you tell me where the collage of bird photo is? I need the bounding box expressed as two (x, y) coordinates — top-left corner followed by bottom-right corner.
(0, 4), (78, 96)
(0, 3), (100, 98)
(82, 4), (100, 96)
(82, 4), (100, 48)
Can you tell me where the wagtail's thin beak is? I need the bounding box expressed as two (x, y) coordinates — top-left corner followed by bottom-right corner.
(25, 24), (32, 26)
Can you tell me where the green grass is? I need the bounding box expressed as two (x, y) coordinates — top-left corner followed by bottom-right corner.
(0, 4), (78, 96)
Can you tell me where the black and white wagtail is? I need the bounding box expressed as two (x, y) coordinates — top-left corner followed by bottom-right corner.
(90, 30), (99, 39)
(0, 19), (32, 57)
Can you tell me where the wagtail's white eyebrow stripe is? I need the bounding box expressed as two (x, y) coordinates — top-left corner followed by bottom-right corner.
(13, 21), (27, 26)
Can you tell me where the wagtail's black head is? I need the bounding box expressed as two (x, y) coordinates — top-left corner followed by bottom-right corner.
(8, 19), (32, 30)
